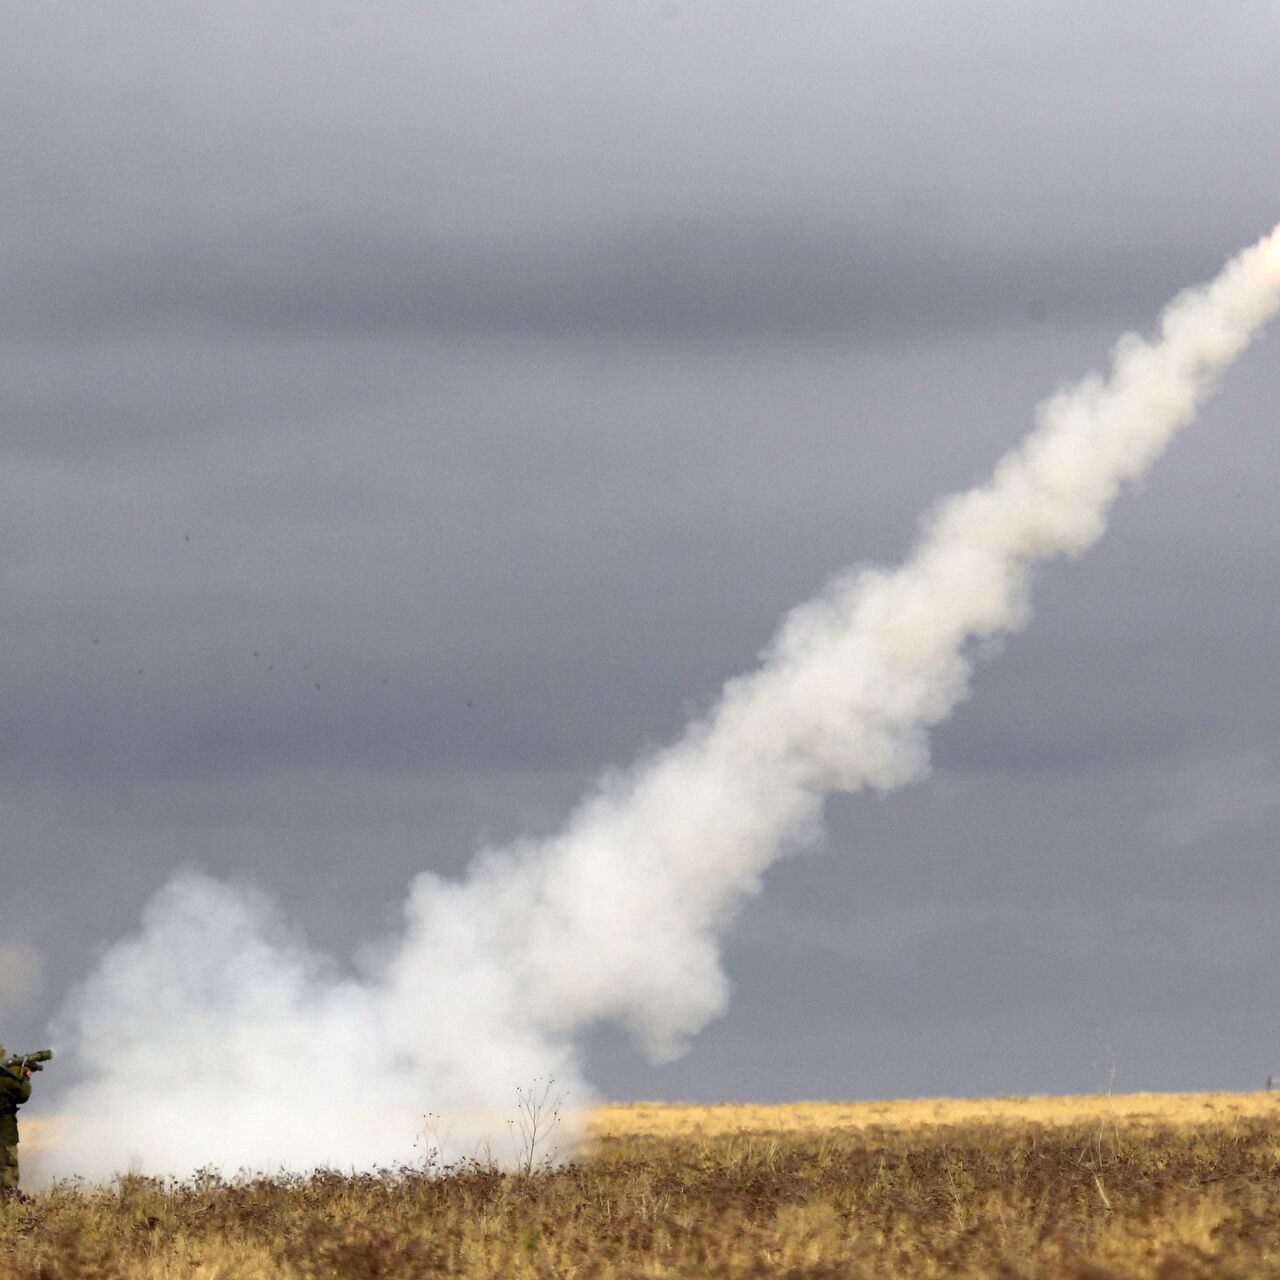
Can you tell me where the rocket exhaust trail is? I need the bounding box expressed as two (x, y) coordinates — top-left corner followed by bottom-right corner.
(41, 225), (1280, 1180)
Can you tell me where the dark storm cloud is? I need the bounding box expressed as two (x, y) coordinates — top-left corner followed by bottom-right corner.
(3, 1), (1278, 345)
(0, 335), (395, 461)
(11, 322), (1277, 792)
(3, 221), (1209, 342)
(1, 0), (1278, 1099)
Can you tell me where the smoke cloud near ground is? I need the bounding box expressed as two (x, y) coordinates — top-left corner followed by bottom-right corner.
(38, 226), (1280, 1181)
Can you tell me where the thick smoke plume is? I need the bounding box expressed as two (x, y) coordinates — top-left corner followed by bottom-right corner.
(39, 227), (1280, 1180)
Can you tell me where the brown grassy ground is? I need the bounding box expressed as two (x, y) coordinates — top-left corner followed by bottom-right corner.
(6, 1093), (1280, 1277)
(591, 1089), (1280, 1137)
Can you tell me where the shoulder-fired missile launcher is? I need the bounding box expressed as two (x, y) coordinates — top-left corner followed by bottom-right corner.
(2, 1049), (52, 1075)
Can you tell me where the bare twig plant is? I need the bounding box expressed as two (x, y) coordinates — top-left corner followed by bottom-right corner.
(508, 1076), (565, 1176)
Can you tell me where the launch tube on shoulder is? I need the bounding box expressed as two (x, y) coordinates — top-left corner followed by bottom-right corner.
(3, 1049), (52, 1074)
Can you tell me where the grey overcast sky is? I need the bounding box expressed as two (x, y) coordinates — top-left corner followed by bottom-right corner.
(2, 0), (1279, 1101)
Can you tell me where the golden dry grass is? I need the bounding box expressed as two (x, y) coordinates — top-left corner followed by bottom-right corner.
(591, 1089), (1280, 1137)
(6, 1093), (1280, 1278)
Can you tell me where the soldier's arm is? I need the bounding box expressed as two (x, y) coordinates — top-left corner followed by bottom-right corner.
(0, 1071), (30, 1105)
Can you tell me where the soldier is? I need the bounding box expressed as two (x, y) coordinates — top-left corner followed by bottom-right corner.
(0, 1045), (32, 1193)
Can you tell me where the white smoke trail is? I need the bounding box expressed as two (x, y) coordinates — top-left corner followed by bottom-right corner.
(39, 226), (1280, 1180)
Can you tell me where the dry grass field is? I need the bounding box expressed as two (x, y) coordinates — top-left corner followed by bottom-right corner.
(591, 1089), (1280, 1137)
(6, 1092), (1280, 1277)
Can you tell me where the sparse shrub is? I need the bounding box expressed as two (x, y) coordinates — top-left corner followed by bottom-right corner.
(509, 1076), (566, 1176)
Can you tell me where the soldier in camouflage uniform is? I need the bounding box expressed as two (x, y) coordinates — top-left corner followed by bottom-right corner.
(0, 1046), (33, 1192)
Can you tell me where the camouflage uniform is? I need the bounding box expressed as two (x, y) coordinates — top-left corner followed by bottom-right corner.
(0, 1053), (32, 1191)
